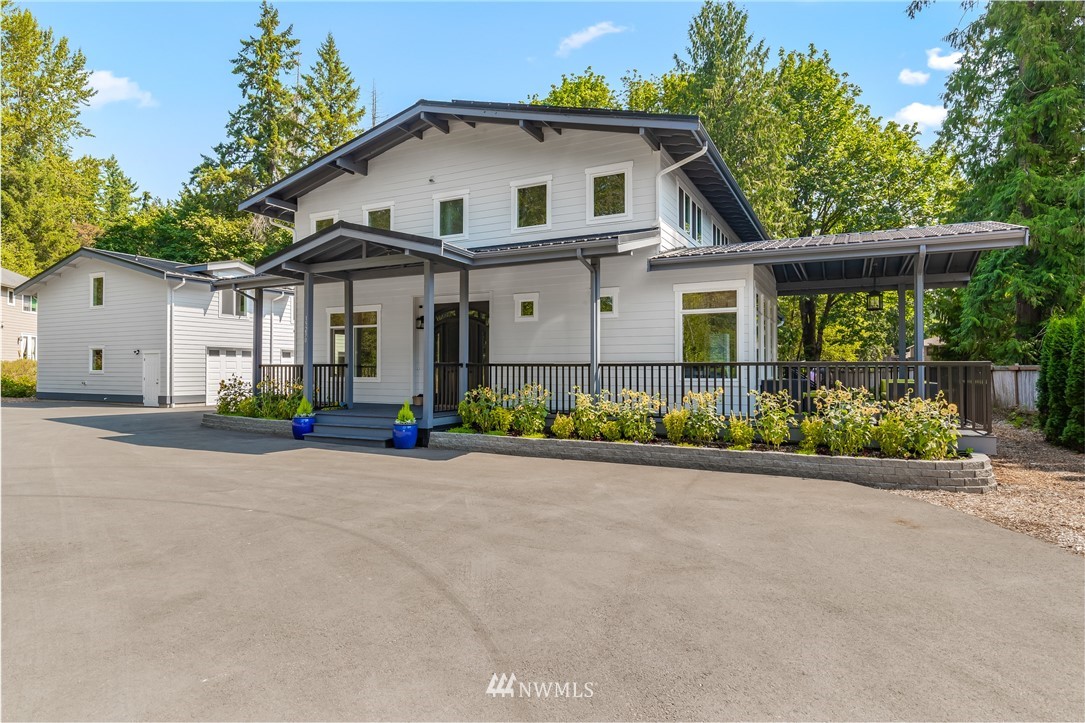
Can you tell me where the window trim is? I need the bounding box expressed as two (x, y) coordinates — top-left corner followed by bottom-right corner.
(89, 273), (105, 308)
(677, 180), (706, 244)
(513, 292), (539, 323)
(673, 280), (746, 363)
(88, 346), (105, 374)
(6, 289), (14, 306)
(585, 161), (634, 224)
(509, 175), (553, 233)
(433, 189), (469, 240)
(218, 290), (251, 319)
(310, 210), (339, 234)
(327, 305), (382, 382)
(599, 287), (619, 318)
(362, 201), (395, 231)
(22, 294), (37, 314)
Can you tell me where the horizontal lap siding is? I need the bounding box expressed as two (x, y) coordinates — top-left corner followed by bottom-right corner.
(36, 260), (166, 398)
(0, 289), (37, 361)
(297, 124), (657, 244)
(658, 150), (741, 251)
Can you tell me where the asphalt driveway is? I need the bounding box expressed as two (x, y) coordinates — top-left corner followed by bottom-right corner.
(3, 402), (1082, 721)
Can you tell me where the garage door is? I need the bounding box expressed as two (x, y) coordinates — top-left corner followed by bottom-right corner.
(206, 348), (252, 405)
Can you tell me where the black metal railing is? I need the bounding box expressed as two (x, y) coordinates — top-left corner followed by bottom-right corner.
(258, 363), (348, 410)
(451, 361), (994, 433)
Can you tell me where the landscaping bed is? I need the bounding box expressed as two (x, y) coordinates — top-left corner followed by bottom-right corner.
(201, 412), (293, 438)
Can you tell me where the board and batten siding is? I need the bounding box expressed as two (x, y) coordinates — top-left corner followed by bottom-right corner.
(297, 248), (762, 406)
(35, 258), (167, 402)
(296, 123), (659, 246)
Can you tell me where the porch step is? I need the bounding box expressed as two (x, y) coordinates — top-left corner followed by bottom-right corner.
(313, 413), (396, 428)
(306, 425), (392, 447)
(305, 433), (391, 449)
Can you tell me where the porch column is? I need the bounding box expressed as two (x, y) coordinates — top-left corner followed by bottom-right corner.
(303, 272), (314, 404)
(252, 289), (264, 395)
(458, 269), (469, 399)
(343, 278), (354, 409)
(914, 245), (927, 392)
(422, 260), (435, 430)
(896, 284), (907, 361)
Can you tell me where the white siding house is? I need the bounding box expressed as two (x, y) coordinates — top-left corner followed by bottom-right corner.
(15, 249), (293, 406)
(1, 267), (37, 361)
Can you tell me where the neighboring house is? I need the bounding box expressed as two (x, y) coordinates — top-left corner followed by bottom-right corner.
(211, 100), (1027, 446)
(1, 267), (38, 361)
(15, 249), (294, 406)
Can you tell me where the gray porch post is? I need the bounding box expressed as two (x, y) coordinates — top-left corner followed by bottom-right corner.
(303, 272), (315, 404)
(458, 269), (469, 400)
(252, 289), (263, 395)
(422, 260), (435, 430)
(343, 278), (354, 409)
(896, 284), (907, 361)
(914, 245), (927, 392)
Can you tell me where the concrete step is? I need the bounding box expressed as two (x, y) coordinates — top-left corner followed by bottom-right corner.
(304, 432), (391, 449)
(313, 414), (394, 428)
(310, 424), (391, 441)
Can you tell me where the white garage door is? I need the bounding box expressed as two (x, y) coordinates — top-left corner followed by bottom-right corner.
(206, 348), (252, 405)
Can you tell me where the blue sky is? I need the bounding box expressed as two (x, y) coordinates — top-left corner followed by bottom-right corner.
(30, 1), (975, 201)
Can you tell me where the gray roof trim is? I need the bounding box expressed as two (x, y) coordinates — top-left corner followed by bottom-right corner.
(14, 248), (217, 295)
(210, 274), (300, 292)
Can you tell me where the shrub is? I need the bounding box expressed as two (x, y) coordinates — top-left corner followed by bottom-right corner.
(798, 417), (824, 454)
(615, 389), (662, 443)
(295, 396), (314, 417)
(447, 425), (476, 434)
(1, 359), (36, 397)
(551, 414), (575, 439)
(1039, 315), (1075, 444)
(238, 396), (260, 417)
(216, 376), (251, 414)
(752, 389), (795, 449)
(662, 408), (689, 444)
(509, 383), (550, 436)
(570, 387), (608, 440)
(395, 401), (415, 424)
(1063, 301), (1085, 450)
(808, 384), (879, 456)
(458, 386), (503, 433)
(490, 406), (513, 435)
(726, 414), (755, 450)
(682, 390), (723, 445)
(600, 420), (622, 441)
(879, 393), (959, 460)
(872, 413), (908, 458)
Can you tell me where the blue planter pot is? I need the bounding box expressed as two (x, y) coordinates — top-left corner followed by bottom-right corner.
(292, 416), (315, 440)
(392, 422), (418, 449)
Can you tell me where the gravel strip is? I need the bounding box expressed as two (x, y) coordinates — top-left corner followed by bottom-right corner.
(893, 416), (1085, 554)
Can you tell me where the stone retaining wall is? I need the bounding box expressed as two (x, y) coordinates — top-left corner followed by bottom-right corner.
(202, 413), (294, 438)
(429, 433), (995, 493)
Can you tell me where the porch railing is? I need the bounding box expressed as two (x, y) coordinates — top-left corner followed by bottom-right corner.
(258, 363), (348, 410)
(454, 361), (994, 433)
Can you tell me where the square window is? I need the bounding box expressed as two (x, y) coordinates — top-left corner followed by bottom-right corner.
(91, 275), (104, 306)
(22, 294), (37, 313)
(89, 347), (104, 372)
(220, 290), (248, 317)
(366, 206), (392, 230)
(586, 162), (632, 223)
(511, 177), (551, 231)
(599, 287), (619, 317)
(514, 293), (539, 323)
(437, 197), (465, 237)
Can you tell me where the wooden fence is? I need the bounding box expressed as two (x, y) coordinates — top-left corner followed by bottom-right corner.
(992, 365), (1040, 411)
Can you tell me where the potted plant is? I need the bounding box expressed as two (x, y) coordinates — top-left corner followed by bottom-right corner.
(292, 397), (315, 440)
(392, 400), (418, 449)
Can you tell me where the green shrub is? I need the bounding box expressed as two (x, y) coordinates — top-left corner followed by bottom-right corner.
(570, 387), (608, 440)
(1040, 316), (1075, 444)
(295, 396), (314, 417)
(509, 383), (550, 436)
(447, 425), (476, 434)
(489, 406), (513, 435)
(238, 396), (259, 417)
(682, 390), (723, 445)
(662, 408), (689, 444)
(1062, 301), (1085, 450)
(1, 359), (36, 397)
(216, 376), (251, 414)
(600, 420), (622, 441)
(726, 414), (755, 450)
(808, 384), (879, 456)
(551, 414), (575, 439)
(873, 413), (908, 458)
(395, 400), (415, 424)
(752, 389), (795, 449)
(882, 393), (959, 460)
(458, 386), (504, 432)
(798, 417), (824, 454)
(615, 389), (662, 443)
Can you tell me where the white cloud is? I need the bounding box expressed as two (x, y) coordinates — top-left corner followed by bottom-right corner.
(894, 102), (948, 131)
(87, 70), (156, 109)
(926, 47), (963, 71)
(898, 68), (930, 86)
(556, 21), (628, 57)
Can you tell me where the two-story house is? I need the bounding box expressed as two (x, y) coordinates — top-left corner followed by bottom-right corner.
(15, 249), (294, 406)
(219, 100), (1027, 446)
(2, 267), (37, 361)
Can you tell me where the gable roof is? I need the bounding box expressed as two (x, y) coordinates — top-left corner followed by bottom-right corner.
(238, 99), (768, 243)
(1, 267), (28, 289)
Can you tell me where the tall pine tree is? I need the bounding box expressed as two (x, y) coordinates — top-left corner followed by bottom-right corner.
(299, 33), (364, 158)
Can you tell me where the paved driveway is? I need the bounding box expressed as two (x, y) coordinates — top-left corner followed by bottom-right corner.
(3, 402), (1082, 721)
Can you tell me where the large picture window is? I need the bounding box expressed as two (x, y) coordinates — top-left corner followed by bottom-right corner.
(330, 308), (380, 379)
(679, 289), (738, 366)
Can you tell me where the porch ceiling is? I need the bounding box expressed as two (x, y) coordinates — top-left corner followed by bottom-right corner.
(647, 221), (1029, 296)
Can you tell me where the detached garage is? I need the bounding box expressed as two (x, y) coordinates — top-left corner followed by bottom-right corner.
(15, 249), (295, 406)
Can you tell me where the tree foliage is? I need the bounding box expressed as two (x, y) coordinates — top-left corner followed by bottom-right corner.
(528, 67), (619, 109)
(299, 33), (365, 158)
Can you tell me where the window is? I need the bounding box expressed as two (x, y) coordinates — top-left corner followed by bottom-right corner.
(22, 294), (37, 313)
(433, 191), (468, 239)
(18, 334), (36, 360)
(89, 347), (104, 373)
(514, 292), (539, 323)
(586, 162), (632, 223)
(330, 308), (380, 379)
(90, 273), (104, 307)
(600, 287), (619, 317)
(511, 176), (551, 231)
(6, 289), (14, 305)
(311, 211), (338, 233)
(364, 203), (393, 231)
(220, 290), (249, 318)
(712, 224), (727, 246)
(678, 185), (704, 243)
(280, 350), (293, 361)
(677, 287), (740, 366)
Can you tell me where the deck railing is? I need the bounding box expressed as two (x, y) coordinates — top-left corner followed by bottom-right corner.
(257, 363), (348, 410)
(455, 361), (994, 433)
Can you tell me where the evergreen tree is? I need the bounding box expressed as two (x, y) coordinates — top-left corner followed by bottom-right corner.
(299, 33), (364, 158)
(1039, 316), (1075, 443)
(1061, 301), (1085, 450)
(97, 155), (139, 227)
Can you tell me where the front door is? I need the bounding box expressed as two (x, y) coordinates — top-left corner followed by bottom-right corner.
(433, 302), (488, 408)
(142, 351), (161, 407)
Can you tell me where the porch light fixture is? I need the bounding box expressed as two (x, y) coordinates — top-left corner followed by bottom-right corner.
(866, 290), (884, 312)
(415, 315), (425, 330)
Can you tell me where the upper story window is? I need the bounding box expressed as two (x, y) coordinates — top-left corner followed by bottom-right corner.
(364, 203), (393, 231)
(22, 294), (37, 313)
(6, 289), (14, 305)
(434, 190), (468, 240)
(511, 176), (551, 232)
(712, 224), (728, 246)
(90, 273), (104, 307)
(586, 161), (633, 224)
(311, 211), (338, 233)
(220, 290), (249, 318)
(678, 185), (703, 243)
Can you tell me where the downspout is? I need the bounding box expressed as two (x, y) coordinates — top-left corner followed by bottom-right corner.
(167, 276), (186, 407)
(576, 249), (601, 395)
(656, 131), (709, 247)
